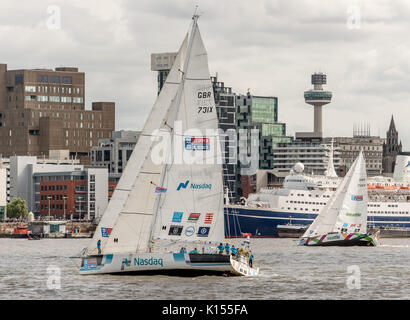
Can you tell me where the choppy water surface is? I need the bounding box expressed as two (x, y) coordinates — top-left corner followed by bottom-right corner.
(1, 238), (409, 299)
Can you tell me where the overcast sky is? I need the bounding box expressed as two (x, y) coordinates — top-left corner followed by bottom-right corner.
(1, 0), (410, 147)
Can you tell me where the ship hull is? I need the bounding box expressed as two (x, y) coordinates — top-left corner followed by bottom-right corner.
(298, 232), (379, 247)
(79, 252), (259, 276)
(224, 206), (410, 238)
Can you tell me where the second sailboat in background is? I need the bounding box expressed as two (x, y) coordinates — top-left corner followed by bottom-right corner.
(298, 150), (380, 246)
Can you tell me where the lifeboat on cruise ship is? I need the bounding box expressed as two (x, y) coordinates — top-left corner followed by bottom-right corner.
(375, 185), (384, 189)
(367, 184), (375, 189)
(384, 185), (397, 190)
(400, 186), (409, 190)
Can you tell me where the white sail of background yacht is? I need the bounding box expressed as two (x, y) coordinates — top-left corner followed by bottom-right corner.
(79, 15), (259, 276)
(299, 150), (379, 246)
(325, 137), (338, 178)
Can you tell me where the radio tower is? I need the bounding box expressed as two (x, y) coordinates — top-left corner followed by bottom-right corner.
(304, 72), (332, 135)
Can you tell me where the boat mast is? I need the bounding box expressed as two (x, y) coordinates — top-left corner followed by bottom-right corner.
(146, 14), (200, 252)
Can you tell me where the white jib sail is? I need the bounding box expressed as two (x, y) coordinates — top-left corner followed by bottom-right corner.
(302, 150), (367, 237)
(86, 34), (188, 255)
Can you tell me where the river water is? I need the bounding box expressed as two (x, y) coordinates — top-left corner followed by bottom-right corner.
(1, 237), (409, 300)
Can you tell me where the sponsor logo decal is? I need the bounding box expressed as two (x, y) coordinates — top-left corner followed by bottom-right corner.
(185, 226), (195, 237)
(204, 213), (214, 224)
(101, 227), (112, 238)
(134, 257), (163, 267)
(177, 180), (212, 191)
(84, 258), (97, 269)
(197, 226), (210, 237)
(351, 195), (363, 201)
(346, 212), (361, 217)
(155, 187), (167, 193)
(177, 180), (190, 191)
(172, 212), (183, 223)
(168, 225), (183, 236)
(188, 213), (200, 222)
(184, 137), (210, 151)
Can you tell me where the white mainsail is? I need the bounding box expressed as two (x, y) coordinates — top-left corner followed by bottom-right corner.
(86, 34), (188, 255)
(302, 150), (367, 237)
(100, 16), (224, 255)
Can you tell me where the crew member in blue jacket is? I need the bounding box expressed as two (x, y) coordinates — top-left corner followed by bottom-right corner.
(249, 251), (254, 267)
(231, 245), (238, 257)
(217, 243), (224, 254)
(224, 243), (231, 254)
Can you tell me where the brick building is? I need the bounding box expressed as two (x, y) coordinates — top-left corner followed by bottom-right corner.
(0, 64), (115, 164)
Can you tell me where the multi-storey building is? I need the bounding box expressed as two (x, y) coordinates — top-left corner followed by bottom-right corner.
(324, 134), (385, 177)
(272, 133), (342, 177)
(0, 64), (115, 164)
(211, 75), (237, 202)
(90, 130), (141, 174)
(236, 92), (292, 172)
(236, 92), (293, 198)
(35, 168), (108, 220)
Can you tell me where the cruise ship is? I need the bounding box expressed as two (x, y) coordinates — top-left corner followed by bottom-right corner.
(224, 155), (410, 237)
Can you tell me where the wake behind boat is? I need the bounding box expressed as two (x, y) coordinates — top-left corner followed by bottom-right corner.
(298, 150), (379, 247)
(78, 14), (258, 277)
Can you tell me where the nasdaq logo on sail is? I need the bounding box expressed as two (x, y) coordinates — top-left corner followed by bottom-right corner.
(185, 137), (210, 151)
(351, 195), (363, 201)
(177, 180), (212, 191)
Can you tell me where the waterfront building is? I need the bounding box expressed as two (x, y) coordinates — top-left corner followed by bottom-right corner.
(325, 133), (385, 177)
(90, 130), (141, 174)
(9, 155), (83, 215)
(383, 115), (403, 175)
(272, 132), (342, 178)
(304, 72), (332, 135)
(35, 167), (108, 220)
(236, 92), (293, 198)
(0, 64), (115, 164)
(211, 75), (238, 202)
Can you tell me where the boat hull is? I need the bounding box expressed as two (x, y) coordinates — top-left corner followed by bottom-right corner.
(224, 206), (410, 238)
(79, 252), (259, 276)
(298, 232), (379, 247)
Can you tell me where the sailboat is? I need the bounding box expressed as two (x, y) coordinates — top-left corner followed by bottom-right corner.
(298, 150), (379, 246)
(79, 15), (259, 276)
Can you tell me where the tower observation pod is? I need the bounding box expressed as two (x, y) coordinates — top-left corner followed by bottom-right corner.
(304, 73), (332, 134)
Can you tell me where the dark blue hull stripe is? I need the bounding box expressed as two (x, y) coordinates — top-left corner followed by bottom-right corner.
(224, 207), (410, 237)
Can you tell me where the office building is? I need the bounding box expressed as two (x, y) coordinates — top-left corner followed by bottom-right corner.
(0, 64), (115, 164)
(90, 130), (141, 173)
